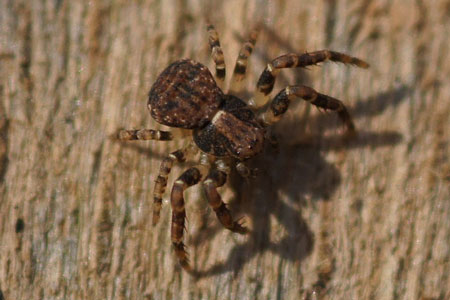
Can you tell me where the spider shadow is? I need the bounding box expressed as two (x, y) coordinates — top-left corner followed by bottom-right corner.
(115, 85), (409, 278)
(190, 82), (409, 277)
(191, 143), (327, 277)
(115, 24), (410, 277)
(188, 23), (409, 277)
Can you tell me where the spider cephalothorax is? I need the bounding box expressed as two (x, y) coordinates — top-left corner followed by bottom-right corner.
(119, 23), (369, 273)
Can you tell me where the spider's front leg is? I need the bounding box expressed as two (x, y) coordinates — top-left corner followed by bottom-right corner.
(203, 168), (248, 234)
(255, 50), (369, 107)
(259, 85), (356, 134)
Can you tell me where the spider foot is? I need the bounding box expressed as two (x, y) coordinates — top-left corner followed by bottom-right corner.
(173, 241), (192, 272)
(230, 217), (249, 234)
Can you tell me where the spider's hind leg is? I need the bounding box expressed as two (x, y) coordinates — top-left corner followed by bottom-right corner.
(118, 129), (196, 225)
(259, 85), (356, 134)
(118, 128), (176, 224)
(118, 128), (192, 141)
(207, 23), (226, 89)
(229, 27), (259, 96)
(118, 129), (173, 141)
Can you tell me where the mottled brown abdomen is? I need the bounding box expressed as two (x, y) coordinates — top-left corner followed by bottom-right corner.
(148, 59), (224, 129)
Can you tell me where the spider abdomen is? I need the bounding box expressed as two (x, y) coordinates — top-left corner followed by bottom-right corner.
(148, 59), (224, 129)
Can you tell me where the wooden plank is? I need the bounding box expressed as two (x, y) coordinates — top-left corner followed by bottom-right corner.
(0, 1), (448, 299)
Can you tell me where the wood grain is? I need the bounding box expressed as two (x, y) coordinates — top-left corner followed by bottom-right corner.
(1, 1), (449, 299)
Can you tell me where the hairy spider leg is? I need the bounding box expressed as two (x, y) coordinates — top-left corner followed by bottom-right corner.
(254, 50), (369, 108)
(229, 27), (259, 95)
(259, 85), (356, 134)
(118, 129), (173, 141)
(170, 153), (209, 272)
(153, 143), (198, 225)
(207, 23), (226, 89)
(203, 169), (248, 234)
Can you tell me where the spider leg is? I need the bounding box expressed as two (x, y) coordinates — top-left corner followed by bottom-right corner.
(171, 161), (208, 272)
(152, 143), (198, 225)
(259, 85), (356, 134)
(229, 27), (259, 95)
(203, 169), (248, 234)
(118, 129), (173, 141)
(207, 22), (226, 89)
(254, 50), (369, 107)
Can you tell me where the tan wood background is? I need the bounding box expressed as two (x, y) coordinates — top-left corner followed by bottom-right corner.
(1, 0), (449, 299)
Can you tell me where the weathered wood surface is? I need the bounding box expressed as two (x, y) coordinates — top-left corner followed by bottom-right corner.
(0, 1), (449, 299)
